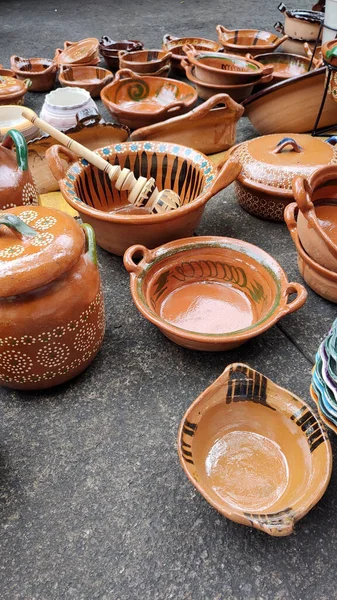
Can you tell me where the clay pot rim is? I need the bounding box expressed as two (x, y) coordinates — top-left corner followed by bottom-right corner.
(178, 362), (332, 535)
(119, 49), (171, 67)
(59, 65), (113, 85)
(27, 118), (129, 145)
(255, 51), (311, 66)
(242, 66), (324, 106)
(184, 64), (255, 90)
(124, 235), (306, 344)
(43, 86), (91, 108)
(163, 36), (224, 61)
(10, 56), (57, 76)
(186, 49), (267, 78)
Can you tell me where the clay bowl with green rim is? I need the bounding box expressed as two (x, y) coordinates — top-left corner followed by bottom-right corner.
(182, 62), (263, 102)
(100, 68), (198, 129)
(178, 362), (332, 536)
(10, 56), (58, 92)
(216, 25), (288, 56)
(253, 52), (312, 84)
(285, 202), (337, 303)
(118, 49), (172, 74)
(59, 65), (114, 98)
(123, 236), (307, 351)
(183, 44), (272, 85)
(45, 143), (241, 256)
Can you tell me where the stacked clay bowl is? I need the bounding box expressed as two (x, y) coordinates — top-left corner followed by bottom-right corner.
(253, 52), (313, 85)
(162, 34), (224, 73)
(10, 56), (58, 92)
(285, 164), (337, 303)
(54, 38), (100, 67)
(118, 49), (172, 77)
(99, 37), (144, 71)
(311, 318), (337, 433)
(58, 65), (114, 97)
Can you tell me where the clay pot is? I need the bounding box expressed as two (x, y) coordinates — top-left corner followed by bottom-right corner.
(178, 362), (331, 536)
(58, 65), (114, 97)
(292, 165), (337, 271)
(100, 69), (197, 129)
(10, 56), (58, 92)
(0, 206), (105, 390)
(278, 3), (324, 41)
(130, 93), (244, 155)
(182, 62), (262, 102)
(285, 202), (337, 302)
(253, 52), (314, 84)
(0, 129), (38, 210)
(54, 38), (99, 66)
(0, 68), (15, 77)
(118, 49), (172, 74)
(99, 37), (144, 71)
(0, 106), (40, 142)
(228, 134), (337, 221)
(40, 87), (98, 130)
(0, 75), (31, 106)
(45, 142), (241, 256)
(123, 236), (307, 351)
(162, 34), (224, 73)
(216, 24), (288, 56)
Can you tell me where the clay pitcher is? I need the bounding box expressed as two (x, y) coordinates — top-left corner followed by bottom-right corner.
(0, 128), (38, 210)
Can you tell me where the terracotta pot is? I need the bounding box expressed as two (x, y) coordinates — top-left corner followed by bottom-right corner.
(183, 45), (272, 85)
(253, 52), (314, 84)
(216, 24), (288, 56)
(118, 49), (172, 74)
(162, 34), (224, 72)
(322, 39), (337, 67)
(0, 75), (31, 106)
(228, 134), (337, 221)
(100, 69), (197, 129)
(45, 142), (241, 256)
(0, 68), (15, 77)
(285, 202), (337, 302)
(0, 129), (38, 210)
(99, 38), (144, 71)
(58, 65), (114, 97)
(0, 106), (40, 142)
(54, 38), (99, 66)
(130, 93), (244, 155)
(292, 165), (337, 271)
(10, 56), (58, 92)
(0, 206), (105, 390)
(178, 362), (331, 536)
(123, 236), (307, 351)
(40, 87), (98, 130)
(278, 3), (324, 41)
(242, 67), (337, 135)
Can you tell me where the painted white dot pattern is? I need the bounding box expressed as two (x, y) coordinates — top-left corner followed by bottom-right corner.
(74, 323), (97, 352)
(36, 343), (70, 367)
(34, 216), (57, 231)
(19, 210), (38, 224)
(0, 350), (33, 374)
(22, 182), (38, 206)
(30, 232), (54, 247)
(0, 244), (24, 259)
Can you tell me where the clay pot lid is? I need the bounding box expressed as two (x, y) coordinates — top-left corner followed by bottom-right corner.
(0, 75), (26, 95)
(231, 134), (337, 196)
(0, 206), (85, 297)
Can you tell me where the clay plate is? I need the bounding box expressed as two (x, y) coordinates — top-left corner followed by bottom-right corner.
(178, 362), (332, 536)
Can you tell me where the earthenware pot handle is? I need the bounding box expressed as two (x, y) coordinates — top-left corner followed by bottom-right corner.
(272, 137), (304, 154)
(284, 202), (298, 235)
(75, 108), (101, 128)
(123, 244), (155, 276)
(182, 44), (198, 58)
(45, 144), (78, 182)
(274, 21), (285, 34)
(278, 2), (287, 14)
(118, 50), (127, 59)
(248, 515), (295, 537)
(216, 25), (232, 37)
(292, 175), (314, 214)
(163, 34), (178, 44)
(1, 129), (28, 172)
(81, 223), (97, 265)
(190, 93), (244, 118)
(160, 100), (187, 117)
(153, 64), (171, 77)
(114, 68), (139, 81)
(101, 36), (113, 45)
(207, 157), (242, 197)
(0, 214), (37, 238)
(259, 71), (274, 84)
(281, 281), (308, 315)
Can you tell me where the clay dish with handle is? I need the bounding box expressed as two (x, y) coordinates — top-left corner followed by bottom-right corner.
(10, 56), (58, 92)
(216, 24), (288, 56)
(54, 38), (99, 66)
(162, 34), (224, 72)
(99, 37), (144, 71)
(58, 65), (114, 97)
(118, 49), (172, 74)
(252, 52), (316, 85)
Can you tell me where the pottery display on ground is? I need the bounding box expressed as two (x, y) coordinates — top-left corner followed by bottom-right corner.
(40, 86), (98, 130)
(0, 206), (105, 390)
(0, 129), (39, 210)
(0, 106), (40, 142)
(182, 62), (263, 102)
(228, 134), (337, 221)
(99, 37), (144, 71)
(123, 236), (307, 351)
(54, 38), (99, 66)
(242, 67), (337, 134)
(118, 49), (172, 76)
(0, 75), (31, 105)
(10, 56), (58, 92)
(100, 69), (197, 129)
(45, 142), (241, 255)
(130, 93), (244, 155)
(278, 3), (324, 41)
(216, 24), (288, 56)
(252, 52), (315, 84)
(58, 65), (114, 97)
(178, 362), (331, 536)
(162, 34), (224, 73)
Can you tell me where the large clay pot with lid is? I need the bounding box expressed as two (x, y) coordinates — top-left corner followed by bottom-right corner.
(228, 134), (337, 221)
(0, 206), (105, 390)
(0, 129), (39, 210)
(0, 75), (31, 105)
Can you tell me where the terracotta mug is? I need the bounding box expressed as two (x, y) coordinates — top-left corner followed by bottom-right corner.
(0, 128), (38, 210)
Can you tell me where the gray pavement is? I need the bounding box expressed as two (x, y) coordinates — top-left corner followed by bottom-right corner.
(1, 1), (337, 599)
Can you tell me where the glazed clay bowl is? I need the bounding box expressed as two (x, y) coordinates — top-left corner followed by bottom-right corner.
(178, 362), (331, 535)
(253, 52), (312, 84)
(58, 66), (114, 97)
(55, 38), (99, 66)
(99, 38), (144, 71)
(123, 236), (307, 351)
(10, 56), (58, 92)
(216, 25), (288, 56)
(100, 69), (198, 129)
(182, 63), (262, 102)
(0, 106), (40, 142)
(118, 49), (172, 74)
(0, 76), (31, 106)
(183, 45), (272, 85)
(45, 142), (241, 256)
(0, 68), (15, 77)
(285, 202), (337, 302)
(162, 34), (224, 72)
(293, 166), (337, 272)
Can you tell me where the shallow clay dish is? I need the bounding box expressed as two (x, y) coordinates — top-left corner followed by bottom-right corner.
(130, 93), (244, 155)
(118, 49), (172, 74)
(178, 362), (331, 536)
(183, 63), (261, 102)
(55, 38), (99, 66)
(123, 236), (307, 351)
(45, 143), (241, 256)
(253, 52), (313, 84)
(162, 34), (224, 72)
(100, 69), (197, 129)
(216, 25), (288, 56)
(99, 37), (144, 71)
(59, 65), (114, 97)
(0, 76), (31, 106)
(0, 106), (40, 142)
(10, 56), (57, 92)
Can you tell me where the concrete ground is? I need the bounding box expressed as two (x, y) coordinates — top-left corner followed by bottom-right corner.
(1, 1), (337, 599)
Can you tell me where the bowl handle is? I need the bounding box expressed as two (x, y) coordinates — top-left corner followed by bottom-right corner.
(259, 71), (274, 84)
(206, 156), (242, 198)
(1, 129), (28, 172)
(292, 175), (314, 215)
(163, 34), (178, 45)
(216, 24), (232, 38)
(45, 144), (78, 182)
(123, 244), (155, 276)
(248, 515), (295, 537)
(188, 93), (245, 120)
(24, 78), (32, 89)
(281, 281), (308, 316)
(114, 68), (138, 82)
(81, 223), (97, 266)
(273, 34), (288, 49)
(274, 21), (285, 34)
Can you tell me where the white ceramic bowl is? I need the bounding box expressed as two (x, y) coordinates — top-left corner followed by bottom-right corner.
(40, 87), (98, 130)
(0, 106), (40, 141)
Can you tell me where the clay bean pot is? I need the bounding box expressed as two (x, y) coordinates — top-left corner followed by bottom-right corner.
(10, 56), (58, 92)
(123, 236), (307, 351)
(0, 129), (38, 210)
(45, 142), (242, 256)
(40, 87), (98, 130)
(0, 206), (105, 390)
(178, 362), (331, 536)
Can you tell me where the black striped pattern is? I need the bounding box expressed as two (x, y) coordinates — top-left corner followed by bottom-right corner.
(181, 419), (197, 464)
(290, 406), (327, 453)
(226, 364), (275, 411)
(244, 508), (294, 530)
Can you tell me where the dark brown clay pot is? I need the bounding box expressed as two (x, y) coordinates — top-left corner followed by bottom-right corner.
(0, 129), (39, 210)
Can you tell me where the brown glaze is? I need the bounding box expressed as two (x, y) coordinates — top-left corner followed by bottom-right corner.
(123, 236), (307, 351)
(0, 206), (104, 390)
(55, 38), (99, 66)
(216, 25), (288, 56)
(253, 52), (312, 84)
(100, 69), (197, 129)
(10, 56), (57, 92)
(58, 65), (114, 97)
(162, 34), (224, 72)
(118, 49), (172, 74)
(130, 93), (244, 155)
(99, 38), (144, 71)
(0, 75), (31, 105)
(182, 62), (261, 102)
(0, 130), (38, 210)
(178, 363), (332, 536)
(45, 142), (241, 255)
(322, 40), (337, 67)
(0, 68), (15, 77)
